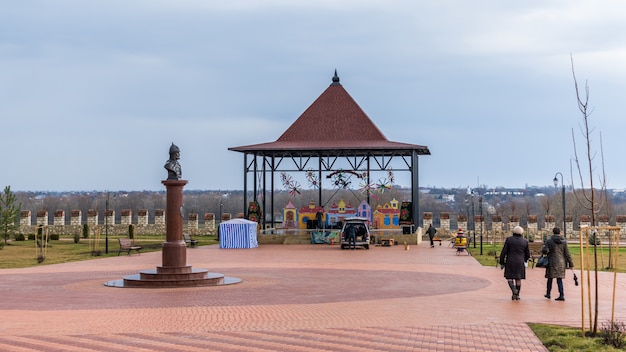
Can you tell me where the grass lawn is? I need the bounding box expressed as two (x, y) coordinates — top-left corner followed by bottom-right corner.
(529, 323), (626, 351)
(468, 242), (626, 272)
(0, 235), (218, 269)
(469, 242), (626, 351)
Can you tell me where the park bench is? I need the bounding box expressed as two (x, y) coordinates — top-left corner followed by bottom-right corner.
(183, 233), (198, 248)
(494, 241), (544, 268)
(527, 242), (545, 268)
(117, 238), (142, 256)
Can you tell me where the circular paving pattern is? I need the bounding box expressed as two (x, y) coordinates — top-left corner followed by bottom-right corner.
(0, 268), (490, 310)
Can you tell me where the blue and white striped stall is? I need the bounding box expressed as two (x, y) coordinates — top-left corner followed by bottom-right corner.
(219, 219), (258, 249)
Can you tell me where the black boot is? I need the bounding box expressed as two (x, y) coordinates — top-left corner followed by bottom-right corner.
(514, 285), (521, 300)
(555, 279), (564, 300)
(507, 281), (516, 300)
(545, 279), (552, 299)
(555, 289), (565, 301)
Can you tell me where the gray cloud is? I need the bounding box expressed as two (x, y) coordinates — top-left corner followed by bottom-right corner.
(1, 1), (625, 191)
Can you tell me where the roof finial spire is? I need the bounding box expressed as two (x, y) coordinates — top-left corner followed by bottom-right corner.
(331, 69), (341, 86)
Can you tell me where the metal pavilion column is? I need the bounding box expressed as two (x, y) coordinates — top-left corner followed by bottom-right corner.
(262, 154), (267, 228)
(366, 156), (371, 205)
(243, 153), (248, 218)
(411, 150), (420, 229)
(270, 156), (275, 229)
(318, 155), (323, 207)
(253, 155), (258, 203)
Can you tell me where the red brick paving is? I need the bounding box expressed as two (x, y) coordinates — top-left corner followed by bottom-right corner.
(1, 241), (625, 351)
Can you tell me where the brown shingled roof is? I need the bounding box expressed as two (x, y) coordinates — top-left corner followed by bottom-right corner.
(277, 75), (386, 142)
(229, 72), (430, 156)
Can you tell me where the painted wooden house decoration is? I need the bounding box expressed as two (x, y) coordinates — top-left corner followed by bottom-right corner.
(298, 201), (325, 229)
(326, 199), (357, 228)
(355, 200), (373, 225)
(373, 198), (401, 229)
(282, 200), (297, 229)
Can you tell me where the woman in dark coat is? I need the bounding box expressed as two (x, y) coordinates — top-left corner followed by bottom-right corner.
(542, 227), (574, 301)
(499, 226), (531, 300)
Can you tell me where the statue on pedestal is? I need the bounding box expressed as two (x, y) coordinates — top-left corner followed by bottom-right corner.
(164, 143), (182, 180)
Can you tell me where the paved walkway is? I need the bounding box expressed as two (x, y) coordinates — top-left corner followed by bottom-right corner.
(1, 241), (625, 351)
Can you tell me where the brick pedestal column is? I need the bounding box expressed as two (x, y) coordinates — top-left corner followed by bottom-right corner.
(105, 179), (240, 288)
(161, 179), (188, 268)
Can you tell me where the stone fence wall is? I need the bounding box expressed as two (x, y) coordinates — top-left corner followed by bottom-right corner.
(17, 209), (237, 237)
(16, 209), (626, 241)
(422, 212), (626, 240)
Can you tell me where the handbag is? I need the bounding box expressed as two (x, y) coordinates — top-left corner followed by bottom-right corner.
(536, 254), (549, 268)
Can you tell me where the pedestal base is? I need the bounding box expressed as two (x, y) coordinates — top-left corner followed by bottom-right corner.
(104, 267), (241, 288)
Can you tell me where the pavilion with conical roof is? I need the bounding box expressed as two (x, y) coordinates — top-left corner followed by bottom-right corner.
(229, 71), (430, 228)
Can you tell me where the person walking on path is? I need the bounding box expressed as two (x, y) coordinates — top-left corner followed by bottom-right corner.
(426, 224), (437, 248)
(499, 226), (531, 300)
(542, 227), (574, 301)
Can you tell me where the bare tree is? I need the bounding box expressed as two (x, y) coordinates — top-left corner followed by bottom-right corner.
(509, 198), (519, 220)
(570, 54), (607, 336)
(541, 193), (552, 217)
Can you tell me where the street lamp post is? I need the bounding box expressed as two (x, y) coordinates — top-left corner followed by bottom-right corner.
(479, 195), (483, 255)
(467, 190), (476, 248)
(105, 192), (109, 254)
(465, 191), (470, 233)
(218, 199), (223, 241)
(217, 193), (227, 241)
(553, 172), (566, 238)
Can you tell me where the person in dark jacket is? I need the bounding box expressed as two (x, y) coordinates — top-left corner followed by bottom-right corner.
(345, 225), (356, 250)
(542, 227), (574, 301)
(499, 226), (531, 300)
(426, 224), (437, 248)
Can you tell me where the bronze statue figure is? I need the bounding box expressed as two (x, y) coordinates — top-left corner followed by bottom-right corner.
(164, 143), (182, 180)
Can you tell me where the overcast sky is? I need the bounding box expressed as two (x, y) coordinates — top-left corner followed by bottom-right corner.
(2, 1), (626, 192)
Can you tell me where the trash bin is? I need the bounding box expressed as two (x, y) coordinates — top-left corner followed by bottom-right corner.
(454, 235), (467, 247)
